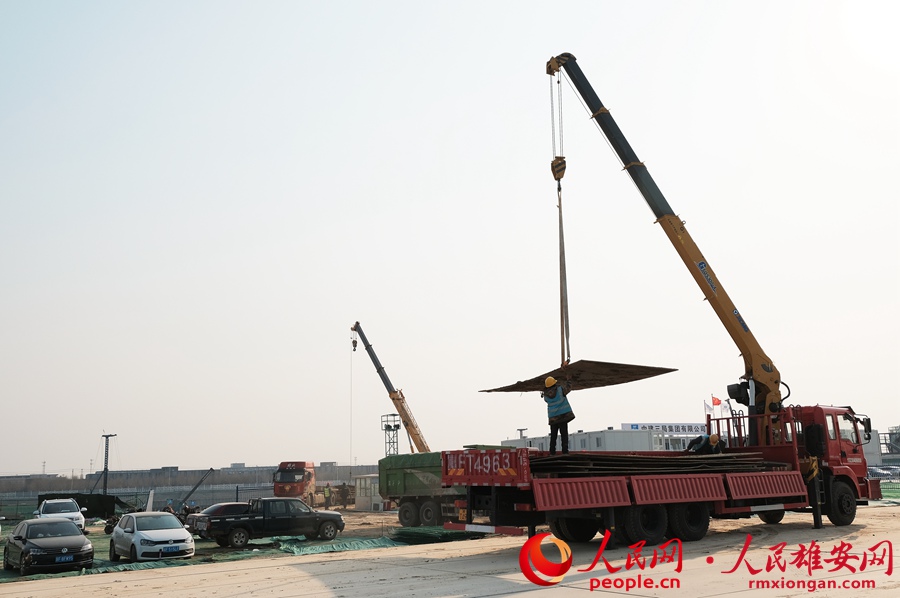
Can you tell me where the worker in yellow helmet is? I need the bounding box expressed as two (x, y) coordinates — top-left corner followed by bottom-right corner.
(543, 376), (575, 455)
(686, 433), (722, 454)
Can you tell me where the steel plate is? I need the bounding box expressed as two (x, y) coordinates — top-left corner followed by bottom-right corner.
(480, 359), (676, 393)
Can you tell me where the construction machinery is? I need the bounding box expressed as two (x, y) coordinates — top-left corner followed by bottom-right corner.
(441, 52), (880, 543)
(351, 321), (430, 453)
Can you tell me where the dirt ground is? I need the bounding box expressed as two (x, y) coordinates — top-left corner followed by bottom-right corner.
(3, 503), (900, 597)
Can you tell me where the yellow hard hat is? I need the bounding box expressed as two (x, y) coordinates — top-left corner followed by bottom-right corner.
(709, 434), (719, 444)
(545, 376), (557, 388)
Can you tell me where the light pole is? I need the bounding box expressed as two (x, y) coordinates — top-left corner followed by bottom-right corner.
(101, 434), (117, 495)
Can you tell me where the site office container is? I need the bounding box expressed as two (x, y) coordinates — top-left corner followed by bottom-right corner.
(443, 406), (880, 545)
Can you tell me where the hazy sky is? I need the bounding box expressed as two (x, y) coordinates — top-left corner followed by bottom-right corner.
(2, 2), (897, 477)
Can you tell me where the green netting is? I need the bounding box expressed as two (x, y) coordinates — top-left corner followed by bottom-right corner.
(83, 559), (196, 575)
(390, 526), (486, 544)
(276, 536), (406, 555)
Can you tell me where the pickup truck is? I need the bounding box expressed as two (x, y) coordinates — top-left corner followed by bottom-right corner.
(191, 497), (345, 548)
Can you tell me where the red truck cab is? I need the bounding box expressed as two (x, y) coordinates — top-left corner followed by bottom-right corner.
(273, 461), (317, 505)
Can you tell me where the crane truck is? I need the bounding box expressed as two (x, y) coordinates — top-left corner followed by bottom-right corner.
(351, 321), (464, 526)
(442, 53), (881, 544)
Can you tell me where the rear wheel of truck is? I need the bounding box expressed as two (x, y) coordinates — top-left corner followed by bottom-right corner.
(214, 537), (229, 547)
(827, 480), (856, 526)
(667, 503), (709, 541)
(228, 527), (250, 549)
(624, 505), (668, 546)
(558, 517), (601, 543)
(757, 509), (785, 525)
(548, 519), (570, 541)
(419, 501), (440, 526)
(398, 502), (420, 527)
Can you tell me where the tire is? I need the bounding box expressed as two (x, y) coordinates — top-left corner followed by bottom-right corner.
(548, 519), (571, 541)
(104, 524), (114, 535)
(419, 501), (440, 527)
(3, 547), (13, 571)
(828, 480), (857, 526)
(318, 521), (339, 541)
(130, 545), (139, 562)
(557, 517), (601, 543)
(19, 554), (29, 576)
(228, 527), (250, 549)
(667, 503), (710, 541)
(624, 505), (668, 547)
(109, 539), (120, 562)
(398, 502), (420, 527)
(214, 537), (230, 547)
(758, 509), (785, 525)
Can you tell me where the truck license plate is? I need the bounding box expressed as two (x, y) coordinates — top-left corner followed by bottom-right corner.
(55, 555), (74, 563)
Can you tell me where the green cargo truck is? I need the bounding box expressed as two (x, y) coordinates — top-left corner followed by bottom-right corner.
(379, 452), (465, 527)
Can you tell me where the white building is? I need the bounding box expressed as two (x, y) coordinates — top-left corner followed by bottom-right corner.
(501, 422), (707, 452)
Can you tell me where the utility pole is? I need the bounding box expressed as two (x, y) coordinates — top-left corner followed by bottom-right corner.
(101, 434), (117, 495)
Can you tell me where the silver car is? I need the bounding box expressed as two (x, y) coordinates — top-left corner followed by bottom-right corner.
(109, 512), (194, 562)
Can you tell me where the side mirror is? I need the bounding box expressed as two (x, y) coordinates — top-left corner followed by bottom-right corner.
(81, 507), (88, 513)
(33, 511), (39, 516)
(124, 527), (134, 534)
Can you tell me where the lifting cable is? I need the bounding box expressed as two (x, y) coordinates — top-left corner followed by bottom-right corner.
(550, 72), (571, 367)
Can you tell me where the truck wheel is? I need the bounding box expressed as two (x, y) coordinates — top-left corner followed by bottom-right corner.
(228, 527), (250, 549)
(419, 501), (440, 527)
(624, 505), (667, 547)
(558, 517), (601, 543)
(827, 481), (856, 526)
(318, 521), (339, 541)
(398, 502), (420, 527)
(667, 503), (709, 541)
(758, 509), (785, 525)
(214, 537), (230, 547)
(548, 519), (571, 541)
(109, 540), (120, 562)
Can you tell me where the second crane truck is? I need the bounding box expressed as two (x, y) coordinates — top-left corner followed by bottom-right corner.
(351, 321), (463, 526)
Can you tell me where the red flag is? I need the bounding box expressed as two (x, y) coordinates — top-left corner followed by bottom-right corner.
(711, 396), (722, 406)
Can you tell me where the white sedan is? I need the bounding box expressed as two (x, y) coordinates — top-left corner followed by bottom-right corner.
(109, 512), (194, 562)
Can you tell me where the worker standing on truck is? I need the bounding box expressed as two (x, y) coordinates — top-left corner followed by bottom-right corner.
(543, 376), (574, 455)
(686, 433), (722, 454)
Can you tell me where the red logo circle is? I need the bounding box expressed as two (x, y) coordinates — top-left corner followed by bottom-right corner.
(518, 532), (573, 586)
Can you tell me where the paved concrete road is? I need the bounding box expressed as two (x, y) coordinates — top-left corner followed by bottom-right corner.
(2, 505), (898, 597)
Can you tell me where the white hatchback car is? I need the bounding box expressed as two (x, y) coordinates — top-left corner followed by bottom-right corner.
(109, 512), (194, 562)
(33, 499), (87, 530)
